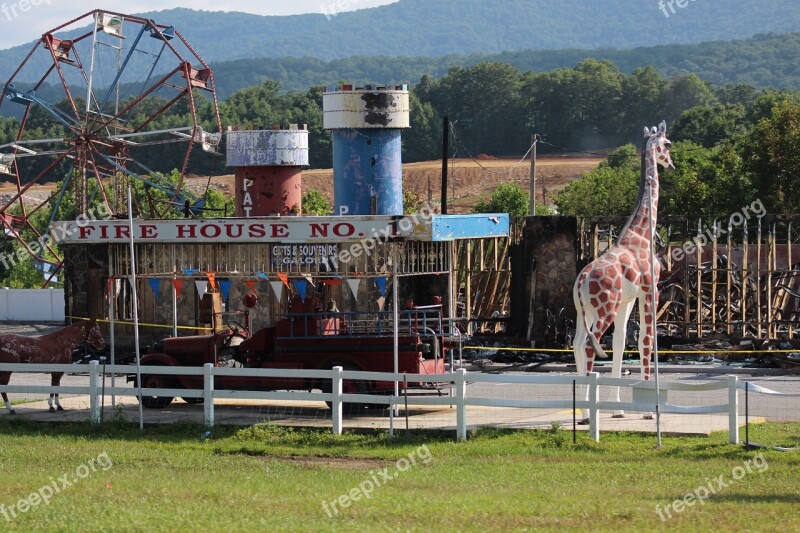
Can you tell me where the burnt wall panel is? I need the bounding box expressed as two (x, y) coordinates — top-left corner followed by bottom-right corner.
(511, 216), (578, 345)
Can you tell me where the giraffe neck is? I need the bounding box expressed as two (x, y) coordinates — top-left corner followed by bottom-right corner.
(617, 143), (659, 249)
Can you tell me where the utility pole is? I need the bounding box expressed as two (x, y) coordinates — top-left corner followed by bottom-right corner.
(441, 116), (449, 214)
(529, 133), (538, 216)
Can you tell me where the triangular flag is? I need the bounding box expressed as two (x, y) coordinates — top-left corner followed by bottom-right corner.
(183, 269), (199, 275)
(148, 279), (161, 300)
(270, 281), (284, 301)
(206, 272), (216, 290)
(219, 280), (233, 301)
(375, 277), (387, 297)
(257, 272), (269, 281)
(172, 279), (184, 298)
(278, 272), (289, 288)
(347, 278), (361, 299)
(195, 280), (207, 297)
(303, 274), (314, 285)
(293, 279), (308, 303)
(245, 279), (257, 292)
(377, 296), (386, 312)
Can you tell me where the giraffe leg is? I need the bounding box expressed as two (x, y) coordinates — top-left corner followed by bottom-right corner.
(639, 292), (657, 420)
(572, 293), (591, 424)
(611, 300), (636, 418)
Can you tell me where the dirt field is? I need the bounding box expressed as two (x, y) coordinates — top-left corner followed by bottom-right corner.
(1, 156), (602, 214)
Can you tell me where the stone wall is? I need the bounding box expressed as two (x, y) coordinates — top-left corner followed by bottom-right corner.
(510, 216), (578, 345)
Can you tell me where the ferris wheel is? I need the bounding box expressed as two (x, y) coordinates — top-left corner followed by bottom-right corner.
(0, 10), (223, 283)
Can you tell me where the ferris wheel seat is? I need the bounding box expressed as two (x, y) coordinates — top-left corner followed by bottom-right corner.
(148, 26), (175, 41)
(183, 67), (212, 89)
(41, 34), (75, 63)
(5, 85), (33, 105)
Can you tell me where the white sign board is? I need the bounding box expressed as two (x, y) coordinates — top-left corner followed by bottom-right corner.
(55, 216), (414, 244)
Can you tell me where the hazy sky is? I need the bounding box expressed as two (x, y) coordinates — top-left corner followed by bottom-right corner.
(0, 0), (398, 49)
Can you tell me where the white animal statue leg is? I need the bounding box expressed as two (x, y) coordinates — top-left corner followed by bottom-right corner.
(611, 300), (636, 418)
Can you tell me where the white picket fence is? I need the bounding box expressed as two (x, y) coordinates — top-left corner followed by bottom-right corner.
(0, 362), (767, 443)
(0, 289), (64, 322)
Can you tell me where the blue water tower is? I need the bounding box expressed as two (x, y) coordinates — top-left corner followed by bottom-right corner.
(323, 84), (410, 216)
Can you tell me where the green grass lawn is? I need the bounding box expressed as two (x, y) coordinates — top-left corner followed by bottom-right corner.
(0, 418), (797, 532)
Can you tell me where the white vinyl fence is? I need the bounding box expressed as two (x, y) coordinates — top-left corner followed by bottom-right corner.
(3, 363), (794, 443)
(0, 289), (64, 322)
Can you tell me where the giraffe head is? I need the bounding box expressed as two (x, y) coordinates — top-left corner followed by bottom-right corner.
(643, 120), (675, 171)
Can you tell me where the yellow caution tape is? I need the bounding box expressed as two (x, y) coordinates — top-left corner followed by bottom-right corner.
(67, 316), (213, 332)
(463, 346), (800, 355)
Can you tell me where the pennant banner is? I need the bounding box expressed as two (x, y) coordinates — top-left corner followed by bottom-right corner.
(148, 279), (161, 300)
(206, 272), (216, 291)
(377, 296), (386, 312)
(375, 277), (387, 297)
(183, 269), (199, 275)
(302, 274), (314, 286)
(293, 279), (308, 303)
(278, 272), (289, 288)
(244, 279), (257, 292)
(172, 279), (184, 299)
(257, 272), (269, 281)
(346, 278), (361, 299)
(195, 280), (207, 297)
(270, 281), (284, 301)
(219, 280), (233, 301)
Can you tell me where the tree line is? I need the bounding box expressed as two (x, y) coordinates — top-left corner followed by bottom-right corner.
(1, 58), (798, 217)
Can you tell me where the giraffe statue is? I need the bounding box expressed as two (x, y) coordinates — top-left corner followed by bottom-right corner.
(573, 121), (674, 419)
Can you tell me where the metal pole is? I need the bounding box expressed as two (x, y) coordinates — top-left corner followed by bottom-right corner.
(441, 116), (449, 215)
(745, 381), (750, 447)
(573, 379), (577, 444)
(393, 249), (399, 417)
(85, 12), (99, 117)
(648, 177), (662, 448)
(109, 274), (116, 408)
(530, 134), (537, 216)
(128, 185), (144, 431)
(172, 272), (178, 337)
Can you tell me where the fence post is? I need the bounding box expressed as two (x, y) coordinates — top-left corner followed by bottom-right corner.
(331, 366), (343, 435)
(588, 372), (600, 442)
(203, 363), (214, 428)
(456, 368), (467, 441)
(89, 361), (101, 424)
(728, 375), (739, 445)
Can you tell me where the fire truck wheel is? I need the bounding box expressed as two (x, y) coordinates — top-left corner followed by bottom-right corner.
(138, 370), (175, 409)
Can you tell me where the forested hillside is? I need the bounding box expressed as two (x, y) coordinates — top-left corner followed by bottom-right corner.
(2, 58), (797, 176)
(1, 0), (799, 81)
(210, 32), (800, 98)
